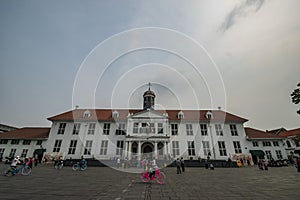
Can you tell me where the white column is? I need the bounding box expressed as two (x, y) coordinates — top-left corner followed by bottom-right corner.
(164, 142), (168, 159)
(138, 141), (142, 161)
(128, 141), (132, 160)
(154, 141), (157, 158)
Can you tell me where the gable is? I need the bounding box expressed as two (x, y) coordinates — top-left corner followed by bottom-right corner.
(130, 110), (167, 119)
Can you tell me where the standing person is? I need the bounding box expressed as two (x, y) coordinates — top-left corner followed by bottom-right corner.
(227, 156), (232, 168)
(296, 157), (300, 173)
(79, 156), (86, 169)
(264, 160), (269, 170)
(34, 154), (39, 167)
(28, 157), (33, 169)
(176, 158), (181, 174)
(117, 157), (121, 168)
(180, 157), (185, 172)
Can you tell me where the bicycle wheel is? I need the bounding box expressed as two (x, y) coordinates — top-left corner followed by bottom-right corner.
(156, 172), (165, 185)
(80, 164), (87, 171)
(4, 168), (13, 177)
(22, 166), (31, 175)
(72, 164), (78, 171)
(58, 163), (63, 169)
(141, 173), (150, 183)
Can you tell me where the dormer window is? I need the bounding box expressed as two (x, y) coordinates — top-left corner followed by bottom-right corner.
(178, 111), (184, 119)
(112, 110), (119, 118)
(206, 111), (213, 119)
(83, 110), (91, 118)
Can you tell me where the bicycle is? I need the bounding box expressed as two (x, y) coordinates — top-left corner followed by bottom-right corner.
(54, 160), (64, 169)
(72, 162), (87, 171)
(4, 164), (31, 176)
(141, 168), (166, 184)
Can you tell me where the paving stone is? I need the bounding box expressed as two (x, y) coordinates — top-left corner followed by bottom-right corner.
(0, 163), (300, 199)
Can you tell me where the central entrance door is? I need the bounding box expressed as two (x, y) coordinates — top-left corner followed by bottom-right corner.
(142, 142), (154, 159)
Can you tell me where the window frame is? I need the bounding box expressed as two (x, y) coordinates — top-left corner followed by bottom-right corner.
(53, 140), (62, 152)
(230, 124), (238, 136)
(186, 124), (193, 136)
(57, 123), (66, 135)
(68, 140), (77, 155)
(100, 140), (108, 155)
(218, 141), (227, 156)
(200, 124), (208, 136)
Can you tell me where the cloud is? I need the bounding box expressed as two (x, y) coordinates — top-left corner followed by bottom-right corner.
(221, 0), (266, 31)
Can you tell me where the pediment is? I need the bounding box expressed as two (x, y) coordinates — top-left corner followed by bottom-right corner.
(130, 109), (166, 119)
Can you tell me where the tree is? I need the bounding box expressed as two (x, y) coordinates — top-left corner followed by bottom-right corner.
(291, 82), (300, 115)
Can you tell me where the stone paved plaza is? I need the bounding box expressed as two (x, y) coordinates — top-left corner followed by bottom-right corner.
(0, 163), (299, 200)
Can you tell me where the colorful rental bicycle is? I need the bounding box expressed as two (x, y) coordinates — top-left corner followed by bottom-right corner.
(4, 164), (31, 176)
(72, 162), (87, 171)
(141, 168), (166, 184)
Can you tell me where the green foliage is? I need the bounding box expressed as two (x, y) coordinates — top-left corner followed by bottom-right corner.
(291, 82), (300, 115)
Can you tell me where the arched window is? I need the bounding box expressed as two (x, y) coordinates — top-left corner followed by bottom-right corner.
(178, 111), (184, 119)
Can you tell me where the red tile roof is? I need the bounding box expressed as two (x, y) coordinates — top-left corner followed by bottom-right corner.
(245, 127), (284, 139)
(47, 109), (248, 123)
(279, 128), (300, 137)
(267, 128), (287, 135)
(0, 127), (50, 139)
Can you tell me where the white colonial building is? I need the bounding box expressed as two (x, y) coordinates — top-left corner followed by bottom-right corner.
(45, 86), (249, 161)
(1, 86), (299, 164)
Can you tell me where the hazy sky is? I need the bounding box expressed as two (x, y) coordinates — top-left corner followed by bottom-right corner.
(0, 0), (299, 130)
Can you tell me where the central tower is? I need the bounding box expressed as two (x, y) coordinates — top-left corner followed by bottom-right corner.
(143, 83), (156, 110)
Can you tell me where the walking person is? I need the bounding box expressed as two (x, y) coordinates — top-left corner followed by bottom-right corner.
(180, 157), (185, 172)
(296, 157), (300, 173)
(176, 158), (181, 174)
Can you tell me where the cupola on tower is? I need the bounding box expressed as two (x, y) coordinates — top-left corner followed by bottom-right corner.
(143, 83), (156, 110)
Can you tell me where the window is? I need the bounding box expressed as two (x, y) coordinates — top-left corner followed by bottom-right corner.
(178, 111), (184, 119)
(84, 140), (93, 155)
(233, 141), (242, 153)
(200, 124), (208, 136)
(116, 123), (126, 135)
(23, 140), (31, 145)
(68, 140), (77, 155)
(275, 150), (283, 159)
(88, 123), (96, 135)
(133, 123), (139, 133)
(215, 124), (223, 136)
(116, 140), (124, 155)
(172, 141), (180, 157)
(21, 149), (28, 158)
(186, 124), (193, 136)
(140, 123), (148, 134)
(230, 124), (238, 136)
(53, 140), (62, 152)
(36, 140), (43, 145)
(100, 140), (108, 155)
(72, 123), (81, 135)
(252, 141), (259, 147)
(0, 139), (8, 144)
(171, 124), (178, 135)
(218, 141), (227, 156)
(0, 148), (5, 158)
(11, 139), (20, 145)
(265, 150), (272, 160)
(149, 123), (155, 133)
(9, 149), (16, 157)
(202, 141), (210, 156)
(158, 123), (164, 134)
(262, 141), (271, 147)
(286, 140), (291, 148)
(103, 123), (110, 135)
(187, 141), (195, 156)
(57, 123), (66, 134)
(273, 141), (279, 146)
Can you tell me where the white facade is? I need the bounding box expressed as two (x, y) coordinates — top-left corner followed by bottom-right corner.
(44, 109), (253, 161)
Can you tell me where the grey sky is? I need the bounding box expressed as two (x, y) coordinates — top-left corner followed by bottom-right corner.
(0, 0), (299, 131)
